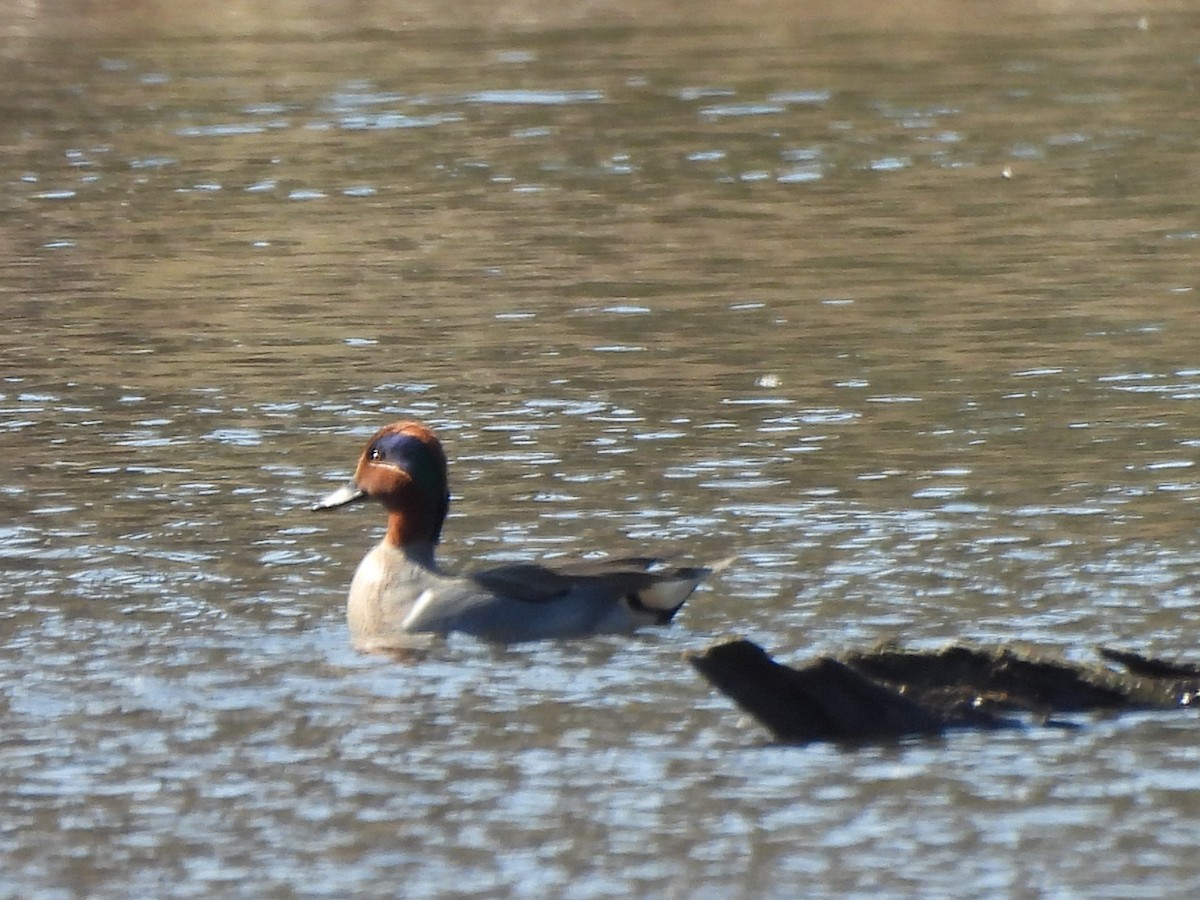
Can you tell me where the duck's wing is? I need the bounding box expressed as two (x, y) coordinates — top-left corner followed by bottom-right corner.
(468, 563), (578, 604)
(469, 555), (731, 623)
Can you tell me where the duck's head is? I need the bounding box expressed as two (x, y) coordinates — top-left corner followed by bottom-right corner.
(314, 420), (451, 547)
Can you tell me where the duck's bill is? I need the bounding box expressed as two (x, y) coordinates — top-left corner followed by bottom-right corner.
(312, 481), (366, 511)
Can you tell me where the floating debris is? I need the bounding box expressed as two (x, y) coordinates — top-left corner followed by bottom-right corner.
(689, 639), (1200, 745)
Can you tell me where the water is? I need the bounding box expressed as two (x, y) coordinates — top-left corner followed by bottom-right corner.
(3, 1), (1200, 896)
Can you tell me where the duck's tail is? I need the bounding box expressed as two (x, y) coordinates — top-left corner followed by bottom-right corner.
(629, 555), (736, 623)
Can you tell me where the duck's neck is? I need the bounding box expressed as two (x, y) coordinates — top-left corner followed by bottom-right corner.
(385, 513), (439, 569)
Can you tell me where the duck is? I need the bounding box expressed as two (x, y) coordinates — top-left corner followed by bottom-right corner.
(313, 420), (728, 647)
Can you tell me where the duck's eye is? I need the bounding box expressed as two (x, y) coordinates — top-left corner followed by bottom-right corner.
(368, 446), (383, 461)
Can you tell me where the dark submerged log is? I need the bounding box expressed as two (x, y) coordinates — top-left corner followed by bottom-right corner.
(689, 639), (1200, 745)
(688, 640), (998, 743)
(1097, 645), (1200, 680)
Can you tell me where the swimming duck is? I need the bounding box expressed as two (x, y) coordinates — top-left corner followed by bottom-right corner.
(313, 420), (727, 647)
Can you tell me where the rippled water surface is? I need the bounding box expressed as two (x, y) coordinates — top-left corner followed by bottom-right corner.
(4, 1), (1200, 896)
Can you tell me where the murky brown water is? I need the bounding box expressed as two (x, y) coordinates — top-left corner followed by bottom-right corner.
(4, 0), (1200, 896)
